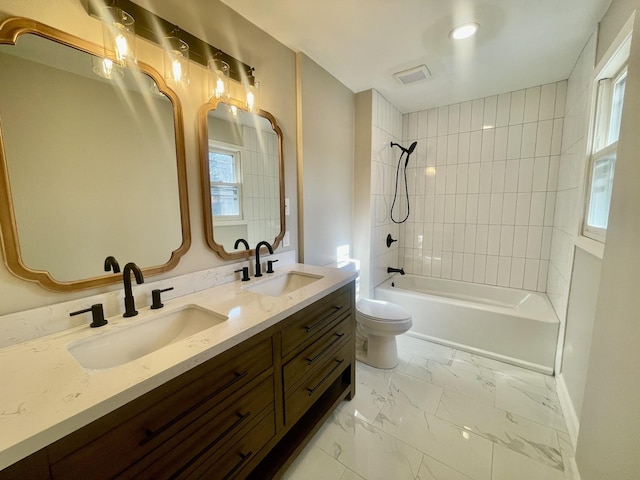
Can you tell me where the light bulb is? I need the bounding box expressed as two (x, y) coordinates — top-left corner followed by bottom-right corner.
(115, 33), (128, 61)
(246, 90), (255, 111)
(172, 58), (182, 82)
(208, 59), (229, 100)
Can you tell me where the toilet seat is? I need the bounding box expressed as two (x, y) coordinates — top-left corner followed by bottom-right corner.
(356, 298), (412, 333)
(357, 298), (411, 320)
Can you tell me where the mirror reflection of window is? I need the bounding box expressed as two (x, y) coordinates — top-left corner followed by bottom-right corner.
(209, 145), (242, 219)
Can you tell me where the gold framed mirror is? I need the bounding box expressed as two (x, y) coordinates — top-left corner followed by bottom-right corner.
(0, 18), (190, 291)
(197, 98), (285, 260)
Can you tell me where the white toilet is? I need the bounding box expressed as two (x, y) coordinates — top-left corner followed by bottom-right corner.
(356, 298), (412, 369)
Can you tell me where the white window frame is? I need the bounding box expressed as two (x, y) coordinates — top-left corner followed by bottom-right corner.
(583, 28), (632, 243)
(208, 140), (243, 222)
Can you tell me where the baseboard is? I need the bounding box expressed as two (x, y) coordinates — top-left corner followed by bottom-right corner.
(556, 373), (580, 449)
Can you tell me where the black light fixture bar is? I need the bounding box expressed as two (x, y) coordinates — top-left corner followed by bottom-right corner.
(88, 0), (253, 82)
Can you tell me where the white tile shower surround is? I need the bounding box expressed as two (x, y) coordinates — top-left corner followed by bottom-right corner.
(397, 82), (567, 294)
(283, 335), (574, 480)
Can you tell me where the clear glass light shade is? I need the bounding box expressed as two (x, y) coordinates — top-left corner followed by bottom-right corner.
(91, 55), (124, 80)
(163, 36), (190, 86)
(101, 6), (136, 66)
(208, 59), (230, 100)
(246, 80), (260, 112)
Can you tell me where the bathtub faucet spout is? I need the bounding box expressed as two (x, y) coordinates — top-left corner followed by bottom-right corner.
(387, 267), (405, 275)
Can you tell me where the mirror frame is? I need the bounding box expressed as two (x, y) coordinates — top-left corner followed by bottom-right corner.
(0, 17), (191, 291)
(197, 97), (285, 260)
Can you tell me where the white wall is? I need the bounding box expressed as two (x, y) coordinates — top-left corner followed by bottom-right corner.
(297, 53), (354, 266)
(370, 91), (403, 291)
(354, 91), (373, 297)
(558, 247), (601, 441)
(353, 89), (402, 298)
(547, 34), (597, 323)
(400, 83), (565, 290)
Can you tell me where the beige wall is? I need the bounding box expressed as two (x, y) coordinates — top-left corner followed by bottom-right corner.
(297, 52), (354, 266)
(597, 0), (635, 63)
(575, 4), (640, 478)
(0, 0), (298, 313)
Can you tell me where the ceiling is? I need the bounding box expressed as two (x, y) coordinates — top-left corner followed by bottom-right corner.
(219, 0), (612, 113)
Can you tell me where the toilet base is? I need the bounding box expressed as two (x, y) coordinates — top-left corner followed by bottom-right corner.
(356, 332), (399, 369)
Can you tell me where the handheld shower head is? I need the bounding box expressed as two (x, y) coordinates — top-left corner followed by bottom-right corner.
(390, 141), (418, 155)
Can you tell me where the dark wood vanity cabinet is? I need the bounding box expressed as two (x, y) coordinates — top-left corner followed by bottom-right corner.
(1, 281), (355, 480)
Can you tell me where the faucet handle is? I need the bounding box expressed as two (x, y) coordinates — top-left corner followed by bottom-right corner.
(151, 287), (174, 309)
(70, 304), (108, 328)
(266, 259), (278, 274)
(234, 267), (250, 282)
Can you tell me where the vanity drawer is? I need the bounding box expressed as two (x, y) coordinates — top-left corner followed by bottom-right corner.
(283, 315), (352, 392)
(284, 339), (352, 425)
(281, 284), (352, 357)
(181, 408), (276, 480)
(49, 338), (273, 479)
(119, 374), (274, 479)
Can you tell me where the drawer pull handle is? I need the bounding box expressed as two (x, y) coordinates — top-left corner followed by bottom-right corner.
(304, 305), (343, 332)
(223, 450), (253, 480)
(306, 358), (345, 396)
(306, 333), (345, 365)
(211, 411), (252, 447)
(139, 370), (249, 446)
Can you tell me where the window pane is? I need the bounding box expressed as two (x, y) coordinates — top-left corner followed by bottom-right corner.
(209, 152), (236, 182)
(608, 71), (627, 145)
(587, 153), (615, 229)
(211, 185), (239, 216)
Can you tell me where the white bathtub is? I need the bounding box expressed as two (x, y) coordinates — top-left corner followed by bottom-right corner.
(374, 275), (559, 374)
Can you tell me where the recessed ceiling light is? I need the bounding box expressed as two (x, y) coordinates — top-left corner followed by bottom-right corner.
(450, 22), (480, 40)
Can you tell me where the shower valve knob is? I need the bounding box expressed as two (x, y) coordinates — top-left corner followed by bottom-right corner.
(386, 234), (397, 248)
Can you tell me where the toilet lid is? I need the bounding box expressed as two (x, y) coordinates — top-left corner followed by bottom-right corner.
(356, 298), (411, 322)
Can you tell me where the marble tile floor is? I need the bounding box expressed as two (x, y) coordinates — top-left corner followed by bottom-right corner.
(283, 334), (576, 480)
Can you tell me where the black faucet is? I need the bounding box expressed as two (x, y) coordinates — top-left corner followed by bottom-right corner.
(254, 241), (273, 277)
(234, 238), (250, 251)
(104, 255), (121, 274)
(123, 262), (144, 317)
(234, 239), (251, 281)
(387, 267), (405, 275)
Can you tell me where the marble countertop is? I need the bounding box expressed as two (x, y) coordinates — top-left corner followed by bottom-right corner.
(0, 263), (356, 470)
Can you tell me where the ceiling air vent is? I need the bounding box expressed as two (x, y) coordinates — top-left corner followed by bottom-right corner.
(393, 65), (431, 85)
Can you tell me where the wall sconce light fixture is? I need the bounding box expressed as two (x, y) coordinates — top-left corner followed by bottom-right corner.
(100, 5), (136, 66)
(163, 30), (189, 87)
(90, 1), (260, 101)
(246, 68), (260, 112)
(208, 57), (230, 100)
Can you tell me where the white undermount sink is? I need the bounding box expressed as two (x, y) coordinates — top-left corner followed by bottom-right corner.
(245, 271), (323, 297)
(67, 305), (227, 370)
